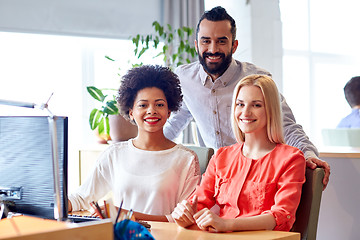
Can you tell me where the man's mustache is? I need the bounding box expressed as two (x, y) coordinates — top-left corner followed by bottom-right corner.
(203, 52), (225, 58)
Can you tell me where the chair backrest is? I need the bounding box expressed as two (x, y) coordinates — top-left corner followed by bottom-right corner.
(291, 168), (325, 240)
(321, 128), (360, 147)
(184, 145), (214, 175)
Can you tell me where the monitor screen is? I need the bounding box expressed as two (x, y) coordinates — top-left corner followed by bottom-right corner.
(0, 116), (68, 220)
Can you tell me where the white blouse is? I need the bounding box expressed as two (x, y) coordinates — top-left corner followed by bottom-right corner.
(69, 139), (200, 215)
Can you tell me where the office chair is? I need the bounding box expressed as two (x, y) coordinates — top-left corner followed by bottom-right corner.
(184, 145), (214, 175)
(291, 168), (325, 240)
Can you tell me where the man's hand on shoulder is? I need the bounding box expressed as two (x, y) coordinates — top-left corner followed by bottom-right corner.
(306, 157), (330, 190)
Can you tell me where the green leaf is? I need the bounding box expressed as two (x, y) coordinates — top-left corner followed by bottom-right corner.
(103, 100), (119, 115)
(153, 37), (159, 48)
(104, 117), (110, 135)
(87, 86), (106, 102)
(105, 56), (115, 61)
(188, 28), (194, 36)
(168, 33), (173, 43)
(89, 108), (103, 130)
(193, 48), (197, 57)
(172, 54), (177, 63)
(97, 117), (110, 136)
(182, 26), (193, 36)
(145, 35), (150, 48)
(138, 47), (148, 58)
(153, 51), (164, 59)
(177, 29), (184, 39)
(98, 117), (105, 135)
(132, 35), (140, 48)
(158, 26), (164, 37)
(163, 45), (168, 52)
(132, 63), (143, 68)
(179, 41), (185, 52)
(153, 21), (160, 32)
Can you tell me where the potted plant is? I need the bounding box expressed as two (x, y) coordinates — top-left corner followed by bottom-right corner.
(87, 86), (137, 143)
(87, 21), (196, 143)
(130, 21), (197, 69)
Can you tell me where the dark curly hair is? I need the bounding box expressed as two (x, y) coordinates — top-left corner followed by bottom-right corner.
(117, 65), (183, 121)
(196, 6), (237, 45)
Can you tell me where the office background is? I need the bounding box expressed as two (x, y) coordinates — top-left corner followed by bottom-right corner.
(0, 0), (359, 239)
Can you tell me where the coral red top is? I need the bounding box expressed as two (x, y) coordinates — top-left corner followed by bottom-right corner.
(189, 143), (306, 231)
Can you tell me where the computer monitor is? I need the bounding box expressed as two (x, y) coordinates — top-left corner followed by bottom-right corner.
(0, 116), (68, 220)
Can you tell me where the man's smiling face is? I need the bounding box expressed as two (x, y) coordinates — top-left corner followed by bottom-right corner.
(195, 19), (238, 80)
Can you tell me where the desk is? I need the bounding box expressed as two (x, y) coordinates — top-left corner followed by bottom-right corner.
(319, 146), (360, 158)
(148, 221), (300, 240)
(316, 147), (360, 240)
(0, 215), (113, 240)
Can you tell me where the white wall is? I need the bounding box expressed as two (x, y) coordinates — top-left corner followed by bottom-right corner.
(0, 0), (162, 38)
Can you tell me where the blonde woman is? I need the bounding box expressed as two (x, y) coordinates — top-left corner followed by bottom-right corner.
(171, 74), (306, 232)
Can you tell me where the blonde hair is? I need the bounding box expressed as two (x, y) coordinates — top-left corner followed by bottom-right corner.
(231, 74), (284, 144)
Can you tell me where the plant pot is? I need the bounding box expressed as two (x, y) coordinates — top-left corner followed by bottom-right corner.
(94, 127), (111, 144)
(108, 114), (138, 142)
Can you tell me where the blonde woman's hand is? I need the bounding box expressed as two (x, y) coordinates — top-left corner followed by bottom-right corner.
(194, 208), (228, 233)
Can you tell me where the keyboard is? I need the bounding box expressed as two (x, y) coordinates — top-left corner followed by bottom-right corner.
(67, 214), (101, 223)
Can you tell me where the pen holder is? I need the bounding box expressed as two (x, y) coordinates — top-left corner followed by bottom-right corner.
(114, 219), (154, 240)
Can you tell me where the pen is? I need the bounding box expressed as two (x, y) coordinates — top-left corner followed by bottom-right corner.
(103, 200), (109, 218)
(90, 201), (104, 219)
(127, 209), (133, 220)
(94, 201), (105, 219)
(115, 199), (123, 224)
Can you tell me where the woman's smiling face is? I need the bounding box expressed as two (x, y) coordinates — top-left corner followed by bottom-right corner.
(129, 87), (170, 134)
(234, 85), (267, 135)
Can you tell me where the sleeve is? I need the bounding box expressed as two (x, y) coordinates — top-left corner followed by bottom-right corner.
(163, 66), (194, 141)
(178, 154), (201, 202)
(188, 152), (219, 211)
(68, 151), (112, 211)
(262, 150), (306, 231)
(281, 94), (319, 159)
(164, 101), (194, 141)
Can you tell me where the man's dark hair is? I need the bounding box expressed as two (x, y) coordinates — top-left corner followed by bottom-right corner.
(344, 76), (360, 108)
(117, 65), (183, 120)
(196, 6), (237, 45)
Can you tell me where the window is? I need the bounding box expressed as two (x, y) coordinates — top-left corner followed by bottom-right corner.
(0, 32), (163, 191)
(280, 0), (360, 146)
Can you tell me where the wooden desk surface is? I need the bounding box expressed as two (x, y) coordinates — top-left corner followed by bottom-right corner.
(148, 221), (300, 240)
(0, 215), (113, 240)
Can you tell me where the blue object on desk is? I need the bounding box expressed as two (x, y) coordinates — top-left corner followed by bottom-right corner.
(114, 219), (154, 240)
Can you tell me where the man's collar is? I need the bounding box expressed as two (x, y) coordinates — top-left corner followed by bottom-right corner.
(200, 58), (237, 86)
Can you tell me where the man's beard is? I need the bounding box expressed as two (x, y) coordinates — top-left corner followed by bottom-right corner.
(198, 50), (233, 77)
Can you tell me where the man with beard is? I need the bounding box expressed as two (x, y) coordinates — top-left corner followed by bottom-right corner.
(164, 6), (330, 188)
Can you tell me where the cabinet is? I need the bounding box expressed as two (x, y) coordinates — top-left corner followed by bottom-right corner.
(316, 147), (360, 240)
(78, 145), (108, 185)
